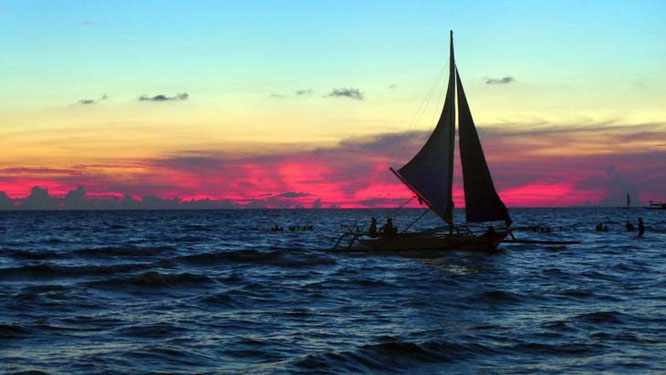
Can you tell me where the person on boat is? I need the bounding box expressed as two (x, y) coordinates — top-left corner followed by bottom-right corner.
(595, 224), (603, 231)
(638, 218), (645, 237)
(625, 221), (634, 232)
(368, 217), (378, 237)
(380, 218), (397, 238)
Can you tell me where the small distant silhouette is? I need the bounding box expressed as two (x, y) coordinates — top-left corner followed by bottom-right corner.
(270, 225), (283, 232)
(368, 217), (378, 237)
(638, 218), (645, 237)
(625, 221), (634, 232)
(595, 224), (608, 232)
(380, 218), (397, 238)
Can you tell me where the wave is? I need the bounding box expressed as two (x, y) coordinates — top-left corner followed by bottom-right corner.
(175, 249), (336, 268)
(73, 245), (173, 257)
(0, 324), (30, 338)
(0, 263), (150, 280)
(116, 323), (188, 338)
(182, 224), (216, 232)
(197, 293), (240, 308)
(573, 311), (627, 324)
(477, 290), (522, 303)
(511, 341), (603, 355)
(290, 339), (495, 373)
(2, 250), (62, 260)
(560, 288), (594, 298)
(87, 271), (213, 289)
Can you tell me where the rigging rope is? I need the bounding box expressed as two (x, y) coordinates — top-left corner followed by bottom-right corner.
(341, 62), (448, 232)
(401, 209), (430, 233)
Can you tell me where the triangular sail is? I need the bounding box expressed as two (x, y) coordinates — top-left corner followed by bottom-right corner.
(456, 69), (511, 225)
(393, 31), (456, 223)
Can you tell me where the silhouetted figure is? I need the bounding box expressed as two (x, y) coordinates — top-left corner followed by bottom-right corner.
(381, 218), (397, 238)
(638, 218), (645, 237)
(625, 221), (634, 232)
(368, 217), (378, 237)
(271, 225), (282, 232)
(595, 224), (603, 232)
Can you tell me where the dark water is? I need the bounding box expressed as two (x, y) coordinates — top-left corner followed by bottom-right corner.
(1, 208), (664, 374)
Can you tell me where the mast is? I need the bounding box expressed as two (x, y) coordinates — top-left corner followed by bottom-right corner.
(392, 31), (456, 229)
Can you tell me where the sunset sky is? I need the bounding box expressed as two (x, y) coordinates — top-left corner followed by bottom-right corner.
(1, 1), (664, 208)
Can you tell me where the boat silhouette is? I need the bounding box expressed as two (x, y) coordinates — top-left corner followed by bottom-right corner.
(335, 31), (512, 252)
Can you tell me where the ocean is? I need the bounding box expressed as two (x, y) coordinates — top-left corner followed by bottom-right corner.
(1, 208), (664, 374)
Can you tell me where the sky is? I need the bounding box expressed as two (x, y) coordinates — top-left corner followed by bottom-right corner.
(0, 0), (664, 209)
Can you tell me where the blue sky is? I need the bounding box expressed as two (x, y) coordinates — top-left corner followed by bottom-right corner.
(0, 1), (664, 207)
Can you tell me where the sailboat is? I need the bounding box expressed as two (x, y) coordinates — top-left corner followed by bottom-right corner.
(336, 31), (511, 252)
(623, 193), (631, 209)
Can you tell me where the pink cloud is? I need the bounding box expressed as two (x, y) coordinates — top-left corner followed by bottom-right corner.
(0, 121), (664, 208)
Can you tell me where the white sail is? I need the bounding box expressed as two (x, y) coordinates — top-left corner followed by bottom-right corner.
(392, 31), (456, 223)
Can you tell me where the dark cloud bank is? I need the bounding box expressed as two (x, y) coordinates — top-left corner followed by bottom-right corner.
(1, 120), (663, 210)
(0, 187), (324, 211)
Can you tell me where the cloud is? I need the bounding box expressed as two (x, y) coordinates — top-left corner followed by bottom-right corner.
(388, 84), (398, 90)
(271, 89), (312, 98)
(0, 120), (664, 209)
(357, 198), (410, 206)
(0, 192), (14, 209)
(63, 186), (89, 209)
(139, 93), (189, 102)
(295, 89), (313, 96)
(0, 186), (240, 210)
(79, 99), (96, 105)
(326, 88), (364, 100)
(1, 167), (79, 175)
(485, 76), (515, 85)
(273, 191), (310, 198)
(20, 187), (60, 210)
(76, 94), (108, 106)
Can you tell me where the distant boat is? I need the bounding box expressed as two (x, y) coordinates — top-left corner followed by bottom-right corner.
(623, 193), (631, 209)
(335, 31), (511, 252)
(647, 201), (666, 210)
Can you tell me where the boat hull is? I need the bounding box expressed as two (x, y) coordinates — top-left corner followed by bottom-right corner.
(354, 230), (508, 252)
